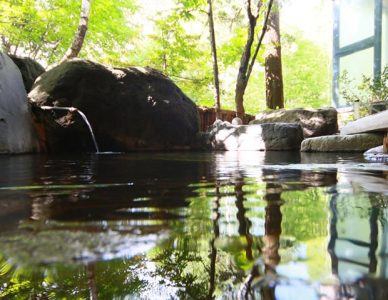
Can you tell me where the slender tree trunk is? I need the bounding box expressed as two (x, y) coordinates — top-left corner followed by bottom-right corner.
(235, 83), (246, 119)
(61, 0), (91, 62)
(162, 52), (168, 74)
(1, 36), (11, 52)
(234, 0), (257, 120)
(264, 0), (284, 109)
(13, 44), (19, 55)
(207, 0), (221, 119)
(235, 177), (253, 260)
(234, 0), (274, 120)
(86, 262), (98, 300)
(208, 185), (220, 299)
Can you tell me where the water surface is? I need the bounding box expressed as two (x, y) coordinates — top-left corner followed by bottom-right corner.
(0, 151), (388, 299)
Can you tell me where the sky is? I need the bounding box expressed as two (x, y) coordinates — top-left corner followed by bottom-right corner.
(281, 0), (333, 50)
(136, 0), (333, 50)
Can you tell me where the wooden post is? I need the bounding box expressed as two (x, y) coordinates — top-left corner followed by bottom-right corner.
(383, 132), (388, 153)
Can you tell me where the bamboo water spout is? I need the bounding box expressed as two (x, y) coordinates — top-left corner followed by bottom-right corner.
(40, 106), (100, 153)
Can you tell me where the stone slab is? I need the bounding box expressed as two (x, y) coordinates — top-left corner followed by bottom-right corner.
(301, 133), (383, 152)
(340, 110), (388, 135)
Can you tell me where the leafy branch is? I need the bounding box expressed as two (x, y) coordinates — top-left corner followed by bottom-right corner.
(339, 66), (388, 105)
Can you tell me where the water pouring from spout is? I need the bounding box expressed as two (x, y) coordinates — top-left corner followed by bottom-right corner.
(40, 106), (100, 153)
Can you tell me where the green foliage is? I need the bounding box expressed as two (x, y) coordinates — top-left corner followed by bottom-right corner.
(0, 0), (138, 65)
(82, 0), (139, 65)
(281, 188), (328, 241)
(282, 33), (331, 108)
(216, 30), (331, 112)
(136, 1), (214, 105)
(146, 17), (201, 75)
(0, 0), (332, 112)
(340, 66), (388, 105)
(1, 0), (79, 63)
(0, 254), (146, 299)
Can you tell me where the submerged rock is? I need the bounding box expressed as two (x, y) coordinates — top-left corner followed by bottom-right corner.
(29, 59), (199, 152)
(9, 54), (45, 92)
(301, 133), (383, 152)
(251, 108), (338, 138)
(364, 145), (388, 161)
(207, 120), (304, 151)
(0, 53), (38, 154)
(365, 145), (384, 154)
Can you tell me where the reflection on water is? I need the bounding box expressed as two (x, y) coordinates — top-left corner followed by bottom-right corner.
(0, 152), (388, 299)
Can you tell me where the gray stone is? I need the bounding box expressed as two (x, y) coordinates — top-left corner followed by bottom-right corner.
(301, 133), (383, 152)
(0, 53), (37, 154)
(251, 108), (338, 138)
(9, 54), (45, 92)
(29, 59), (199, 152)
(363, 145), (388, 161)
(365, 145), (384, 154)
(207, 120), (304, 151)
(232, 117), (243, 125)
(340, 110), (388, 135)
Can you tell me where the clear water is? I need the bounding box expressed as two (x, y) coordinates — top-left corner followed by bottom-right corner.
(0, 152), (387, 299)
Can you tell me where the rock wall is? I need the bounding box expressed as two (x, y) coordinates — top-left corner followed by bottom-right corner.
(0, 53), (37, 154)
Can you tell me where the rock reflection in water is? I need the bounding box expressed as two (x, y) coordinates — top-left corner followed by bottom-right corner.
(13, 153), (216, 227)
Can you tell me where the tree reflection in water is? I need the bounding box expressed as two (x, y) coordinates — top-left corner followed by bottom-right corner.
(208, 184), (221, 300)
(239, 179), (283, 300)
(1, 152), (388, 298)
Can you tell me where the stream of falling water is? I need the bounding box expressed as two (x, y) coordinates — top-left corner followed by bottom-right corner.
(40, 106), (100, 153)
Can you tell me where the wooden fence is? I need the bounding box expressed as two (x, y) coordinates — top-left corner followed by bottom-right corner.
(197, 107), (255, 132)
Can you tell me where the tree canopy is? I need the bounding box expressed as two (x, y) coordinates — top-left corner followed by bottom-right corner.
(0, 0), (331, 113)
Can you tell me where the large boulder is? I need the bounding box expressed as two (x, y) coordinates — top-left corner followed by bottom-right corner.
(29, 59), (200, 152)
(9, 54), (45, 92)
(207, 120), (304, 151)
(251, 108), (338, 138)
(301, 133), (383, 152)
(0, 53), (38, 153)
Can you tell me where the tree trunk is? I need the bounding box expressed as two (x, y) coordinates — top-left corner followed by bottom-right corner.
(235, 79), (247, 119)
(61, 0), (91, 62)
(235, 177), (253, 260)
(207, 0), (221, 119)
(86, 262), (98, 300)
(208, 185), (220, 299)
(1, 36), (11, 52)
(234, 0), (257, 120)
(234, 0), (274, 120)
(264, 0), (284, 109)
